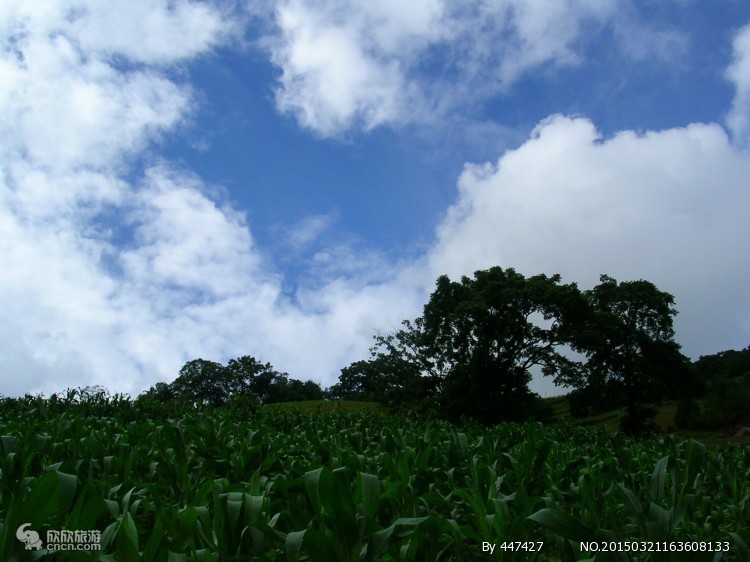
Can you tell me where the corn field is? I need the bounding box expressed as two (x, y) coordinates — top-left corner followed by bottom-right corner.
(0, 396), (748, 561)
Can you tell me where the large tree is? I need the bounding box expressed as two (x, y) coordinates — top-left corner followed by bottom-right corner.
(569, 275), (691, 433)
(370, 267), (585, 424)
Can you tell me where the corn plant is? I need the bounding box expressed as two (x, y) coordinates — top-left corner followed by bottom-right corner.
(0, 395), (748, 561)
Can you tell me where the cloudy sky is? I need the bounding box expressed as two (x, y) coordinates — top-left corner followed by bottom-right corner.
(2, 0), (749, 398)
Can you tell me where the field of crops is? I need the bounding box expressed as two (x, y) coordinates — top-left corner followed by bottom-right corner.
(0, 399), (748, 561)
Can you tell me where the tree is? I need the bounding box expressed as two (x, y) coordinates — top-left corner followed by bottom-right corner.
(144, 355), (319, 406)
(329, 360), (387, 401)
(170, 359), (228, 405)
(225, 355), (280, 401)
(570, 275), (691, 434)
(136, 381), (175, 404)
(370, 267), (585, 424)
(431, 268), (586, 423)
(331, 351), (436, 413)
(680, 346), (750, 428)
(270, 377), (325, 402)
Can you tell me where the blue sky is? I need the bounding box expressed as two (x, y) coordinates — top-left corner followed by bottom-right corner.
(2, 0), (750, 398)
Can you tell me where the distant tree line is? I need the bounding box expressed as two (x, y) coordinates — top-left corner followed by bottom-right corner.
(2, 265), (746, 435)
(676, 345), (750, 430)
(139, 355), (324, 408)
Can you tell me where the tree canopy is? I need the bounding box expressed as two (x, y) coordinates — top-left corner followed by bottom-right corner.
(139, 267), (701, 432)
(570, 275), (694, 433)
(421, 268), (586, 423)
(344, 267), (585, 424)
(680, 345), (750, 428)
(335, 267), (694, 430)
(140, 355), (323, 407)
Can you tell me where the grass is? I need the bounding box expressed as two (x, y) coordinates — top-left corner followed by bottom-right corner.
(541, 396), (570, 420)
(541, 395), (750, 445)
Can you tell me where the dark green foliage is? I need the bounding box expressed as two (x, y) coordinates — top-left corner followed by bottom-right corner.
(421, 269), (585, 413)
(140, 355), (324, 407)
(329, 353), (437, 416)
(569, 275), (694, 434)
(566, 380), (624, 418)
(0, 395), (748, 561)
(677, 346), (750, 429)
(694, 346), (750, 380)
(171, 359), (229, 405)
(269, 377), (325, 403)
(328, 360), (389, 402)
(360, 267), (585, 425)
(335, 268), (702, 429)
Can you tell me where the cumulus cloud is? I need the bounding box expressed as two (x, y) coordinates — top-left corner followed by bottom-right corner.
(428, 115), (750, 366)
(0, 0), (250, 396)
(269, 0), (423, 135)
(0, 0), (426, 397)
(3, 0), (750, 402)
(726, 23), (750, 145)
(0, 0), (233, 65)
(267, 0), (626, 136)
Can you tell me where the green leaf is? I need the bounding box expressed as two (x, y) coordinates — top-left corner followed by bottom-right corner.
(645, 502), (670, 542)
(682, 439), (705, 492)
(285, 530), (305, 562)
(119, 512), (140, 560)
(142, 518), (166, 560)
(729, 532), (748, 557)
(619, 484), (643, 518)
(649, 456), (669, 505)
(168, 551), (188, 562)
(358, 472), (380, 528)
(368, 517), (427, 561)
(528, 508), (595, 543)
(1, 435), (16, 456)
(301, 528), (338, 562)
(304, 468), (325, 514)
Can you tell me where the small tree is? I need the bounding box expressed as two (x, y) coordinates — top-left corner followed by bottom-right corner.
(225, 355), (280, 401)
(570, 275), (691, 434)
(170, 359), (228, 405)
(330, 359), (394, 401)
(332, 349), (437, 413)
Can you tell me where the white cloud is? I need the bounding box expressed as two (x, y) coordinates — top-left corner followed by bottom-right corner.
(267, 0), (626, 136)
(120, 166), (266, 300)
(0, 0), (426, 397)
(726, 23), (750, 145)
(0, 5), (198, 174)
(69, 0), (234, 64)
(478, 0), (617, 83)
(2, 0), (750, 404)
(0, 0), (232, 66)
(284, 212), (337, 252)
(428, 115), (750, 371)
(270, 1), (418, 136)
(0, 0), (247, 396)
